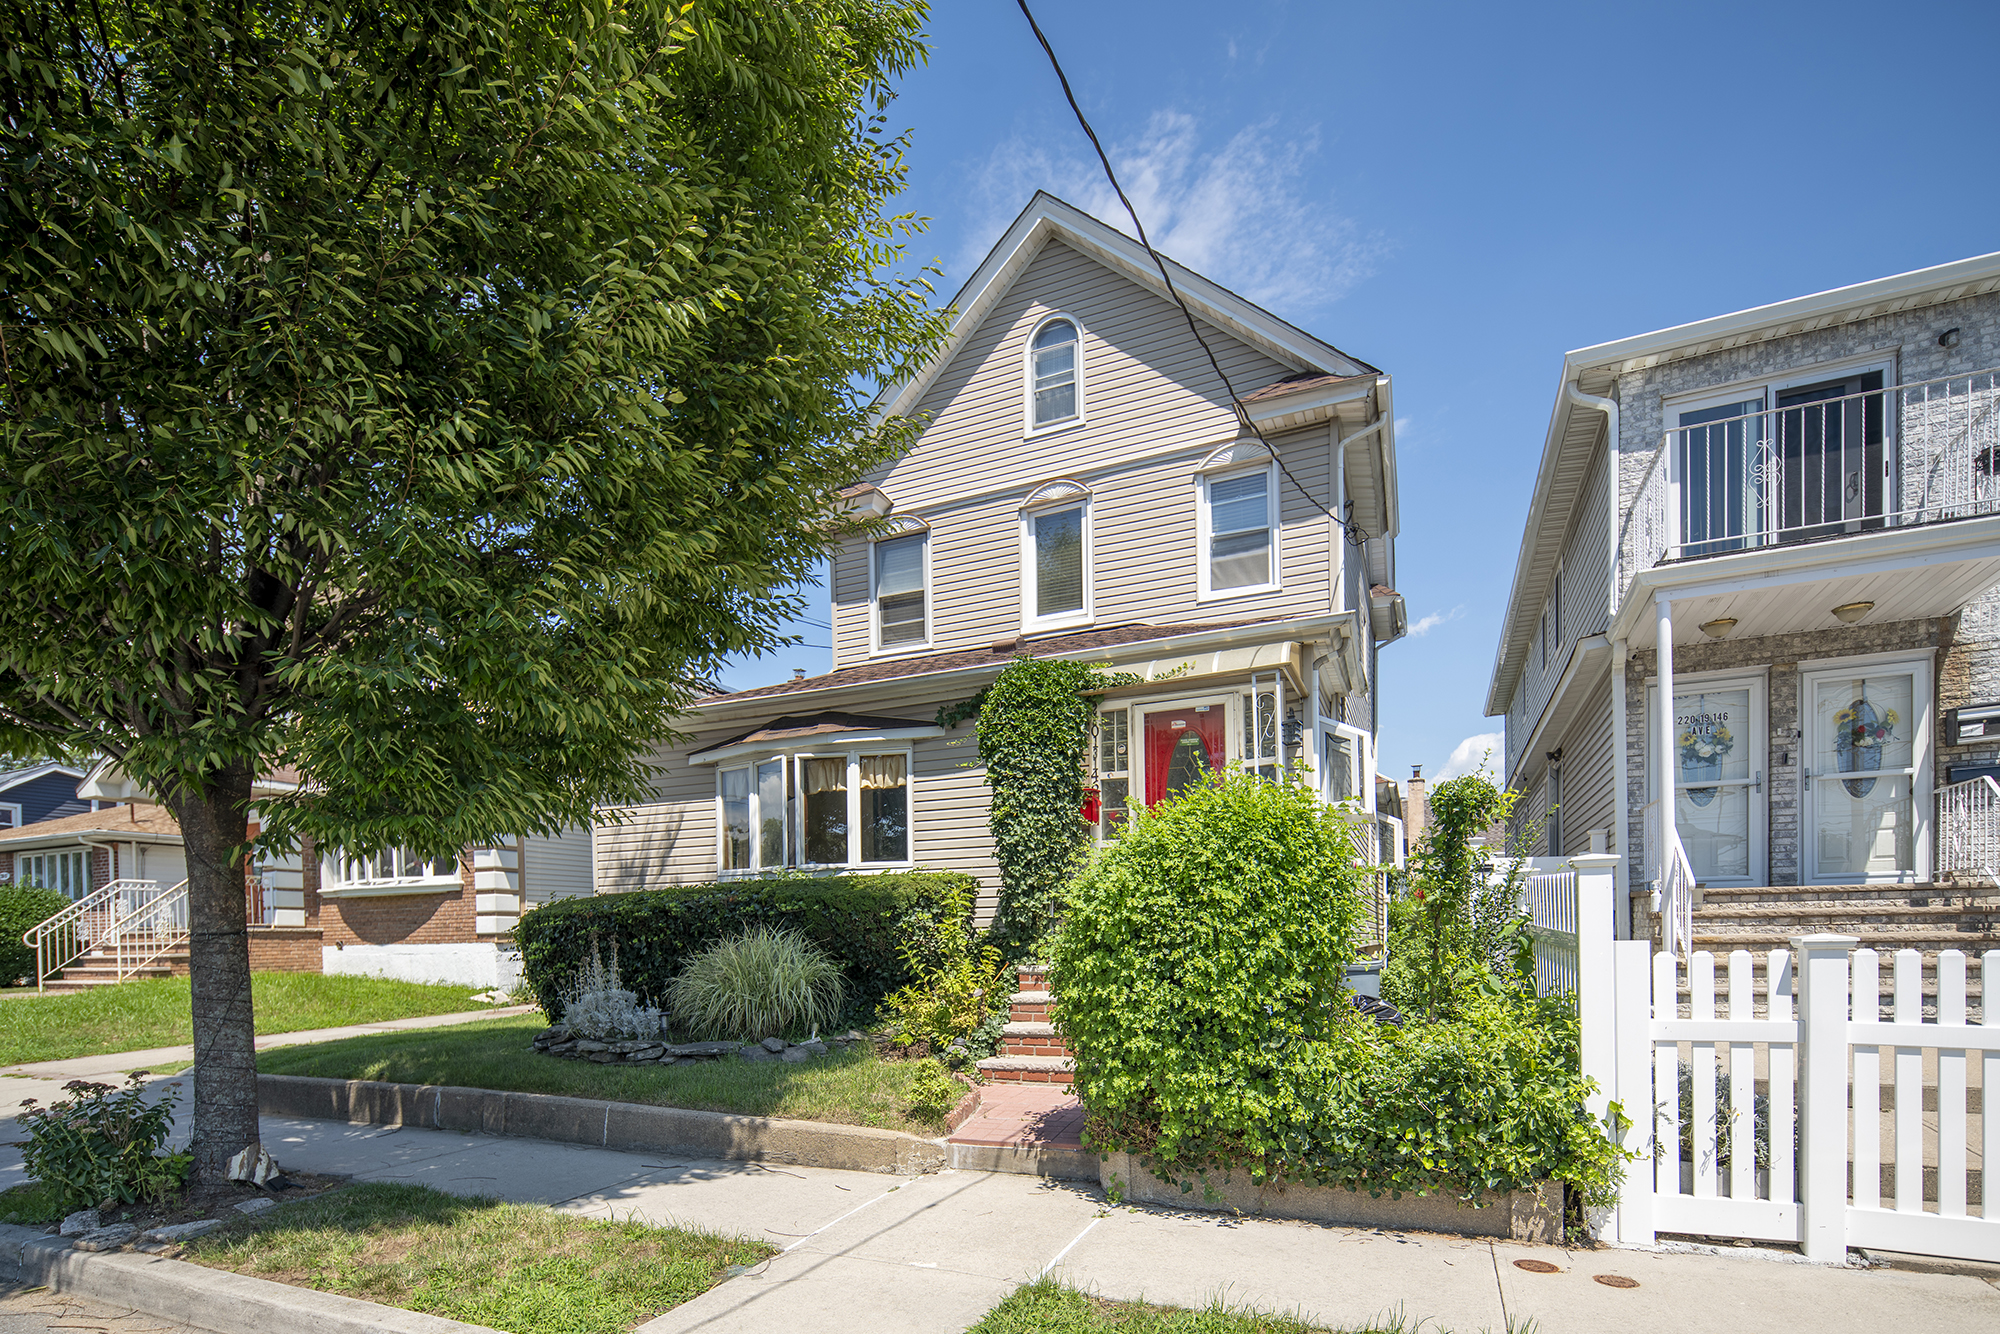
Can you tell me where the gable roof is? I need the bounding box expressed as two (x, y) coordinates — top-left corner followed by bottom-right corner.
(1485, 249), (2000, 716)
(0, 762), (85, 794)
(873, 193), (1378, 427)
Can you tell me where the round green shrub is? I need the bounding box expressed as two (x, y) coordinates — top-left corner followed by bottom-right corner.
(0, 885), (67, 986)
(1050, 770), (1368, 1174)
(666, 926), (845, 1042)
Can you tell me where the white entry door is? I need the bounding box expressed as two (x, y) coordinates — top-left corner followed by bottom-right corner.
(1649, 676), (1767, 887)
(1803, 660), (1930, 884)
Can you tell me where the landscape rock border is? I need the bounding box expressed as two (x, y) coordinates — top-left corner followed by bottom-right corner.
(257, 1074), (947, 1175)
(531, 1026), (859, 1066)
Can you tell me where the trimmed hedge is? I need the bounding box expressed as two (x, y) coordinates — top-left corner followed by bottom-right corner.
(0, 886), (66, 987)
(514, 872), (978, 1026)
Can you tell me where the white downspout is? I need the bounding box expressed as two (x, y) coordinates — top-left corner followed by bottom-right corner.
(1562, 382), (1620, 621)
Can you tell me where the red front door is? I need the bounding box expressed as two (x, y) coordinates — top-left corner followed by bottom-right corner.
(1143, 706), (1226, 805)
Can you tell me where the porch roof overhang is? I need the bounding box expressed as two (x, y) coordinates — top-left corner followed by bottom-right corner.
(687, 713), (942, 766)
(1511, 634), (1614, 785)
(1608, 514), (2000, 649)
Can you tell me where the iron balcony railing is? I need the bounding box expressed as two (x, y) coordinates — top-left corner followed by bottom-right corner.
(1937, 774), (2000, 885)
(1628, 367), (2000, 575)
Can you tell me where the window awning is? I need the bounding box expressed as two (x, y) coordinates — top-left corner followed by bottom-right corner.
(688, 713), (941, 766)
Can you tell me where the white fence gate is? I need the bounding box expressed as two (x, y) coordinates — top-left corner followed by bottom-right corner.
(1570, 852), (2000, 1262)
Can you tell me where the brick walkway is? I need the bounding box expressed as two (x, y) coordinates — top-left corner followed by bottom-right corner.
(948, 1082), (1085, 1152)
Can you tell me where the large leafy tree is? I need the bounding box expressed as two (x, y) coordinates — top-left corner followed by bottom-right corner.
(0, 0), (945, 1182)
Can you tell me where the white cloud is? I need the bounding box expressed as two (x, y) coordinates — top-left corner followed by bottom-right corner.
(1407, 604), (1465, 637)
(1435, 732), (1503, 783)
(958, 110), (1386, 319)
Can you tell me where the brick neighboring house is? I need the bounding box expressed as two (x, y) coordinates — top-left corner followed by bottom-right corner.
(1486, 250), (2000, 941)
(7, 760), (598, 989)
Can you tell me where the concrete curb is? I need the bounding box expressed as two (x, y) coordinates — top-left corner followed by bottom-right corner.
(0, 1223), (497, 1334)
(258, 1074), (947, 1175)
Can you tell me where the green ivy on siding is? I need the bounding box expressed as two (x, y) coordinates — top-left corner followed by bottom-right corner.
(975, 657), (1137, 957)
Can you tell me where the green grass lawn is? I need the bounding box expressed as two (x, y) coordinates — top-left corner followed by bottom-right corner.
(257, 1013), (949, 1133)
(969, 1282), (1453, 1334)
(0, 972), (492, 1067)
(186, 1181), (771, 1334)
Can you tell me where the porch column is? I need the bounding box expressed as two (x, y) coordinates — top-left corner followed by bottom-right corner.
(1655, 594), (1677, 897)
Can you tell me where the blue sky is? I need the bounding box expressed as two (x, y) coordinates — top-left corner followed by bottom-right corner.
(718, 0), (2000, 790)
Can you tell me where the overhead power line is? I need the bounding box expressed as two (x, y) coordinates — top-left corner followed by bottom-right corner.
(1012, 0), (1367, 550)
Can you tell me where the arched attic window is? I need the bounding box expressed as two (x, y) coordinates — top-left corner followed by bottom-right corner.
(1196, 439), (1280, 597)
(1019, 480), (1092, 630)
(1028, 317), (1081, 430)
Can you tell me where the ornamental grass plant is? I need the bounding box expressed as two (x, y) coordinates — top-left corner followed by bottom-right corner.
(666, 927), (844, 1042)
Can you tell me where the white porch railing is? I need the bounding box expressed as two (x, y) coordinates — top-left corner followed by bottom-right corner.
(24, 877), (190, 990)
(1628, 367), (2000, 576)
(1643, 799), (1696, 957)
(1937, 775), (2000, 884)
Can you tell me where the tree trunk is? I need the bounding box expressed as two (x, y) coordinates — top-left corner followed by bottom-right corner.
(165, 764), (260, 1185)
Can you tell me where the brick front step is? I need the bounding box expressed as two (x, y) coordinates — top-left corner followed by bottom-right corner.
(976, 1055), (1074, 1085)
(1001, 1019), (1071, 1059)
(1008, 989), (1052, 1021)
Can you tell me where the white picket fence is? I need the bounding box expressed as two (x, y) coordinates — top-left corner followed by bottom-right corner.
(1569, 849), (2000, 1263)
(1519, 869), (1578, 997)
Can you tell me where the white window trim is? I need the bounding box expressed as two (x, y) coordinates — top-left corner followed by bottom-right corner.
(714, 757), (791, 875)
(1323, 720), (1371, 808)
(1539, 562), (1561, 678)
(1019, 496), (1094, 633)
(1128, 692), (1241, 809)
(715, 747), (916, 875)
(0, 802), (20, 831)
(1022, 312), (1086, 438)
(1197, 461), (1282, 602)
(319, 848), (461, 897)
(869, 528), (932, 655)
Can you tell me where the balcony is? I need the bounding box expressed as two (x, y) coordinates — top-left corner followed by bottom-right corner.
(1630, 368), (2000, 572)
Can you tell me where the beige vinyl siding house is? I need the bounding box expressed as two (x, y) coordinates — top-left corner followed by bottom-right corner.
(595, 194), (1407, 924)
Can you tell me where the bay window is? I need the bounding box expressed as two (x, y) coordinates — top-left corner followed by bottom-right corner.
(717, 749), (911, 872)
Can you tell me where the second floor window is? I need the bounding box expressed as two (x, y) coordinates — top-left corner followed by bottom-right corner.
(1031, 505), (1086, 620)
(874, 532), (927, 648)
(1539, 566), (1560, 675)
(1030, 318), (1079, 428)
(1203, 466), (1276, 594)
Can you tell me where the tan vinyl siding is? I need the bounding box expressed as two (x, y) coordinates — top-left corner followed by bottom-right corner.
(593, 742), (720, 892)
(522, 826), (594, 905)
(1556, 677), (1616, 857)
(833, 239), (1320, 668)
(593, 685), (1002, 924)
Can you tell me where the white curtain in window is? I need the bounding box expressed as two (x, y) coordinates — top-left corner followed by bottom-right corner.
(859, 755), (905, 789)
(803, 758), (847, 793)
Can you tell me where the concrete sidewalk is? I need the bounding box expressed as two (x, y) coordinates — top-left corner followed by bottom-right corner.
(0, 1111), (1978, 1334)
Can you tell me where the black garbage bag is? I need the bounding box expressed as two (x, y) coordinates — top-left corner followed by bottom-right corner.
(1350, 993), (1406, 1027)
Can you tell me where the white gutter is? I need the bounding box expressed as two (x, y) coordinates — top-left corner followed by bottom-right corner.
(1563, 382), (1620, 624)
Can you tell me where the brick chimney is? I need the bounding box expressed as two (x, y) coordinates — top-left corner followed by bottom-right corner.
(1404, 764), (1429, 858)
